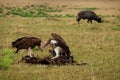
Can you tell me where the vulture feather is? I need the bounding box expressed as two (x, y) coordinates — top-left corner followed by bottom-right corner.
(43, 33), (71, 59)
(12, 37), (43, 54)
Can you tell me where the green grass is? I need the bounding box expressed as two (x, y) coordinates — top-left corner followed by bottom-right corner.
(0, 4), (64, 17)
(0, 7), (3, 13)
(0, 49), (14, 69)
(84, 7), (98, 10)
(1, 5), (119, 18)
(0, 16), (120, 80)
(64, 14), (75, 18)
(74, 7), (98, 10)
(0, 3), (120, 80)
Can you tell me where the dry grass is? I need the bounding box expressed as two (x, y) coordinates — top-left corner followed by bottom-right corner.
(0, 0), (120, 80)
(0, 17), (120, 80)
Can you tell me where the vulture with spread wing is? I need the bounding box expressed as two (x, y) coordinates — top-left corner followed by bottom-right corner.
(42, 33), (71, 59)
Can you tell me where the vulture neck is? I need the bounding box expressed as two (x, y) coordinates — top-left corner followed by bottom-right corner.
(42, 39), (58, 49)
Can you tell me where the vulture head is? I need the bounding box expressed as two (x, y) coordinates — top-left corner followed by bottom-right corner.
(42, 33), (66, 48)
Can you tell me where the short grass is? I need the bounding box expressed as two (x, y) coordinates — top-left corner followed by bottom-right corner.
(0, 16), (120, 80)
(0, 0), (120, 80)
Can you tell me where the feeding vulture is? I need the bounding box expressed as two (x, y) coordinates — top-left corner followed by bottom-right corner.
(42, 33), (71, 59)
(12, 37), (43, 57)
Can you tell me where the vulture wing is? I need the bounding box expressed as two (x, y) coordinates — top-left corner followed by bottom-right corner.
(12, 37), (27, 47)
(51, 33), (66, 45)
(51, 33), (71, 55)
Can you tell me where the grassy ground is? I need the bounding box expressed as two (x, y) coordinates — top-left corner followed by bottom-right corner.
(0, 0), (120, 80)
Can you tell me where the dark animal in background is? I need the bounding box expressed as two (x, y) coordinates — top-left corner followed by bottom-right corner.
(12, 37), (43, 57)
(76, 11), (102, 24)
(42, 33), (71, 59)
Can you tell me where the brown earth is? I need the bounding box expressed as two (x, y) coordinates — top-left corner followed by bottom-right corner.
(20, 55), (88, 66)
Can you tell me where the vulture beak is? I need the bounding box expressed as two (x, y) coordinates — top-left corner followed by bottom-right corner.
(42, 38), (51, 49)
(38, 45), (43, 52)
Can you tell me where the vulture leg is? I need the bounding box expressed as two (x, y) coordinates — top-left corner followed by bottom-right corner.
(28, 47), (33, 57)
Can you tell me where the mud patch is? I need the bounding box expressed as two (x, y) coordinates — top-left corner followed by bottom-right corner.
(20, 55), (88, 66)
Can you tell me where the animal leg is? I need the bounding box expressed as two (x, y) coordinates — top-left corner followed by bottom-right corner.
(78, 19), (81, 24)
(87, 19), (89, 23)
(28, 47), (33, 57)
(90, 20), (92, 24)
(76, 16), (80, 24)
(15, 49), (20, 53)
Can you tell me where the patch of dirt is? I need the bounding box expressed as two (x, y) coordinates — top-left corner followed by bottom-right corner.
(20, 55), (88, 66)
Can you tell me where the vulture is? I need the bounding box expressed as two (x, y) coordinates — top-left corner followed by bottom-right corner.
(12, 37), (43, 57)
(42, 33), (71, 59)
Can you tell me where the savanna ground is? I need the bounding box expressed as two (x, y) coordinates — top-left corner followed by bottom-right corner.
(0, 0), (120, 80)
